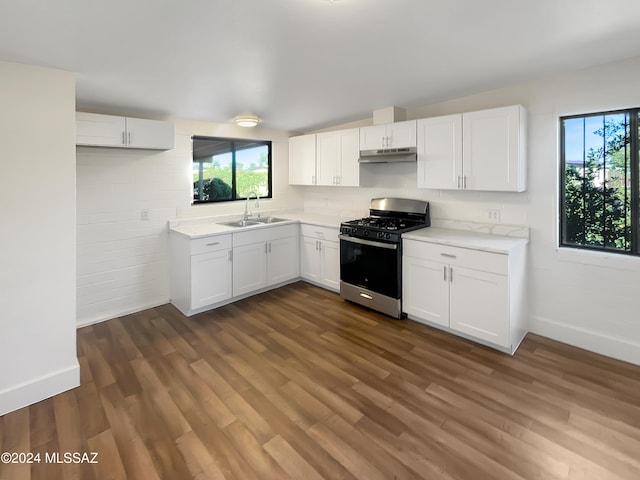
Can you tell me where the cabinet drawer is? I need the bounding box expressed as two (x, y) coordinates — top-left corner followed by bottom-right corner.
(300, 224), (339, 242)
(191, 234), (232, 255)
(403, 239), (507, 275)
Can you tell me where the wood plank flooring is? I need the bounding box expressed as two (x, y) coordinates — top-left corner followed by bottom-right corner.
(2, 281), (640, 479)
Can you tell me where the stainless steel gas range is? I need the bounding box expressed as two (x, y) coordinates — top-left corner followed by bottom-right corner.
(339, 198), (430, 318)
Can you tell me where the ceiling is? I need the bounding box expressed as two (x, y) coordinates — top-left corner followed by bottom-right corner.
(2, 0), (640, 133)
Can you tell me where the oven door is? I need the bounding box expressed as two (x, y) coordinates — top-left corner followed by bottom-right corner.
(339, 235), (401, 298)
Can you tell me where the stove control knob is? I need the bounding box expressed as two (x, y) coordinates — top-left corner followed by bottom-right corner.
(364, 231), (369, 237)
(386, 233), (392, 240)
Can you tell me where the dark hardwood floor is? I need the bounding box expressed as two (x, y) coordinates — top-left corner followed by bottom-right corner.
(2, 281), (640, 479)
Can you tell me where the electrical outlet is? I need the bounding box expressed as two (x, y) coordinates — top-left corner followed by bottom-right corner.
(141, 209), (149, 221)
(485, 209), (501, 223)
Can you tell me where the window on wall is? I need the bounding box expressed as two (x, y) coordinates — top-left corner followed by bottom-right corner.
(560, 109), (638, 254)
(192, 136), (272, 204)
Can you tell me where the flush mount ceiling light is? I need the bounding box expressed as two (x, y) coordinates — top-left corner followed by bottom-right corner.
(233, 115), (262, 128)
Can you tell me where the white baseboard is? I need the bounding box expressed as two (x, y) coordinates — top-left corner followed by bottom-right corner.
(76, 298), (170, 328)
(0, 362), (80, 416)
(529, 315), (640, 366)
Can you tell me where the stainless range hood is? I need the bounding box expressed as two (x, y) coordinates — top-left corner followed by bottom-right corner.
(358, 146), (417, 164)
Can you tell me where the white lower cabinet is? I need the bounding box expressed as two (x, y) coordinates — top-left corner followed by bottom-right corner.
(300, 224), (339, 291)
(191, 249), (233, 309)
(169, 233), (233, 316)
(170, 224), (299, 316)
(232, 242), (269, 297)
(232, 224), (300, 297)
(403, 239), (526, 353)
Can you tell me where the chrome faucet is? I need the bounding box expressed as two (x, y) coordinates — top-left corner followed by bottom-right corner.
(243, 191), (260, 220)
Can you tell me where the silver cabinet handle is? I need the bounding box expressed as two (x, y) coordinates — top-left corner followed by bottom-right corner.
(444, 265), (447, 281)
(318, 241), (322, 252)
(450, 266), (453, 282)
(265, 243), (268, 254)
(457, 175), (461, 189)
(206, 242), (220, 247)
(463, 176), (467, 189)
(228, 250), (232, 261)
(122, 131), (126, 145)
(268, 242), (272, 253)
(440, 253), (456, 258)
(128, 131), (132, 145)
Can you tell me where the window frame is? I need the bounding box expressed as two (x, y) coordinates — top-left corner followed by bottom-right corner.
(191, 135), (273, 205)
(559, 107), (639, 256)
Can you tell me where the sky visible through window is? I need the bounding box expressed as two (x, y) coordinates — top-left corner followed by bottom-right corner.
(563, 113), (627, 165)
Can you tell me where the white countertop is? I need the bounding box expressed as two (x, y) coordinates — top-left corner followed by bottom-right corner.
(169, 212), (344, 239)
(402, 227), (528, 254)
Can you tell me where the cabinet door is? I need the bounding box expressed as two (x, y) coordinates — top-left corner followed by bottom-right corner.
(319, 240), (340, 291)
(190, 250), (232, 309)
(449, 266), (509, 347)
(338, 128), (360, 187)
(300, 236), (321, 282)
(417, 115), (462, 189)
(76, 112), (126, 147)
(125, 117), (174, 150)
(316, 131), (339, 186)
(233, 243), (267, 296)
(267, 236), (299, 285)
(388, 120), (417, 149)
(289, 134), (317, 185)
(359, 125), (388, 150)
(462, 105), (524, 192)
(402, 256), (450, 327)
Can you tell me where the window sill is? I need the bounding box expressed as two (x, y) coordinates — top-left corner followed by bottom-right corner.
(556, 246), (640, 271)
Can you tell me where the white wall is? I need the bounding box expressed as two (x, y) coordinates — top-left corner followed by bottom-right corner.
(76, 118), (301, 326)
(303, 55), (640, 365)
(0, 61), (79, 415)
(76, 54), (640, 366)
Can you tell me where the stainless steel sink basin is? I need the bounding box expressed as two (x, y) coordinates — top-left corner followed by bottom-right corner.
(257, 216), (287, 224)
(218, 217), (288, 228)
(218, 219), (263, 228)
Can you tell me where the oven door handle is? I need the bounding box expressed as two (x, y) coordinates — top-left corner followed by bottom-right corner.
(339, 234), (398, 250)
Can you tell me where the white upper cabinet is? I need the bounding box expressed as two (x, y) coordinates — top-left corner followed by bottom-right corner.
(463, 105), (525, 192)
(316, 128), (359, 186)
(125, 117), (175, 149)
(76, 112), (174, 150)
(76, 113), (126, 147)
(417, 114), (462, 190)
(360, 120), (417, 150)
(288, 134), (317, 185)
(417, 105), (526, 192)
(289, 128), (359, 187)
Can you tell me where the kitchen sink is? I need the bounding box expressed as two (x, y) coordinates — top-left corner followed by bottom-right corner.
(217, 217), (288, 228)
(257, 216), (288, 224)
(218, 219), (263, 228)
